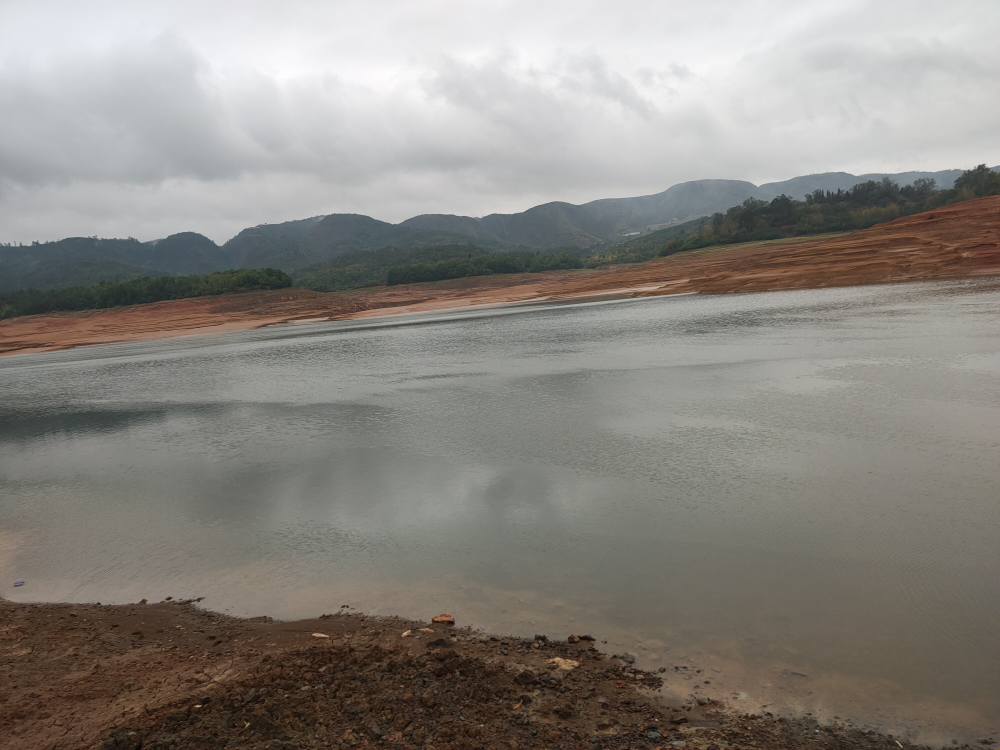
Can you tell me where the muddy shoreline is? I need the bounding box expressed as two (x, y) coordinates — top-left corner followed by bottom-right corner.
(1, 598), (989, 750)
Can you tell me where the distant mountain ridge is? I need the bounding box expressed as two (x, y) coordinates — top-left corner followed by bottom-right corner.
(2, 166), (995, 291)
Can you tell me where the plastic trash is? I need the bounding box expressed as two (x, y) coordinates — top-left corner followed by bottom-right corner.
(13, 580), (24, 587)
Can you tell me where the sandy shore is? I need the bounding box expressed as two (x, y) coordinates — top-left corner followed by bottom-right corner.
(2, 196), (998, 357)
(2, 597), (966, 750)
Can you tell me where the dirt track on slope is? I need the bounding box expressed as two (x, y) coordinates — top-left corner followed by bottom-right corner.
(2, 196), (998, 356)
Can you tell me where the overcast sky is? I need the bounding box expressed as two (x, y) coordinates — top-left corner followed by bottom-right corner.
(1, 0), (998, 244)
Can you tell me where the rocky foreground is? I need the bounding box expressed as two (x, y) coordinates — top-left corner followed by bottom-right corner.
(2, 598), (986, 750)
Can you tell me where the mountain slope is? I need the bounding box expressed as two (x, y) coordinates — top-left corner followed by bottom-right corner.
(149, 232), (230, 275)
(757, 168), (967, 199)
(0, 238), (160, 292)
(223, 214), (510, 271)
(7, 165), (997, 292)
(398, 214), (504, 241)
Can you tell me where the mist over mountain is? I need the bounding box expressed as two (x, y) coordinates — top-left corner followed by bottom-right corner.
(2, 166), (994, 291)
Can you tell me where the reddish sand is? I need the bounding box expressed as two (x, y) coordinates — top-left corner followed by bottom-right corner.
(2, 196), (998, 356)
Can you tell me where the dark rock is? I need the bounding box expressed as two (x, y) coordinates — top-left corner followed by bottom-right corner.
(647, 731), (662, 740)
(364, 719), (382, 739)
(554, 704), (574, 719)
(249, 714), (272, 732)
(103, 728), (142, 750)
(516, 671), (538, 686)
(670, 713), (689, 725)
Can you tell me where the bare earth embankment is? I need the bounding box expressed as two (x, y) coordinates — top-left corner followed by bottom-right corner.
(3, 598), (970, 750)
(2, 196), (999, 356)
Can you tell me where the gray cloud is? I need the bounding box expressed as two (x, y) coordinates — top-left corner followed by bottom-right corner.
(0, 0), (997, 243)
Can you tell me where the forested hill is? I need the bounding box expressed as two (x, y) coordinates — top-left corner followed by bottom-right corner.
(604, 164), (1000, 263)
(3, 166), (999, 317)
(3, 165), (997, 294)
(0, 233), (226, 293)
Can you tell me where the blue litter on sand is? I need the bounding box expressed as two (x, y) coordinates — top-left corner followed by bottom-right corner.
(14, 580), (25, 587)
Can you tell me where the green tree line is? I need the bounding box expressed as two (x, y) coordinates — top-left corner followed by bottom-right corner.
(0, 268), (291, 319)
(647, 164), (1000, 257)
(293, 244), (586, 291)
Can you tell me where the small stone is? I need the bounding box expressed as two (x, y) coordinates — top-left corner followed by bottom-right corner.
(311, 632), (330, 639)
(545, 657), (580, 671)
(431, 614), (455, 625)
(647, 731), (662, 740)
(568, 634), (580, 644)
(364, 720), (382, 740)
(620, 653), (636, 664)
(671, 742), (687, 748)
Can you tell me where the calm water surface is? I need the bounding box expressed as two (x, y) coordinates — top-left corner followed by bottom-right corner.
(2, 280), (999, 743)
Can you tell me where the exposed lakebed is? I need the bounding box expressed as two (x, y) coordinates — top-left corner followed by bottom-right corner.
(2, 279), (999, 744)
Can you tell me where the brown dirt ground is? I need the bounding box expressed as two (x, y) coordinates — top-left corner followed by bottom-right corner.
(2, 196), (999, 357)
(3, 598), (976, 750)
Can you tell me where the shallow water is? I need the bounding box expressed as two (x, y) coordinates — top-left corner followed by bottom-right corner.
(2, 280), (999, 744)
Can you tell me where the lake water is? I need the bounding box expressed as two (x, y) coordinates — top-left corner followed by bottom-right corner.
(2, 280), (999, 744)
